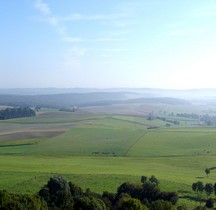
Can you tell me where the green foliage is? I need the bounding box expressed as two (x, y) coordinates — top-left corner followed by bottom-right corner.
(116, 176), (177, 209)
(150, 200), (175, 210)
(0, 190), (47, 210)
(142, 182), (160, 202)
(102, 191), (116, 209)
(177, 205), (187, 210)
(193, 206), (207, 210)
(192, 181), (204, 194)
(141, 176), (148, 183)
(69, 181), (83, 197)
(159, 192), (178, 205)
(39, 176), (73, 209)
(117, 182), (142, 199)
(36, 176), (179, 210)
(118, 197), (149, 210)
(204, 183), (213, 198)
(74, 195), (106, 210)
(149, 175), (159, 186)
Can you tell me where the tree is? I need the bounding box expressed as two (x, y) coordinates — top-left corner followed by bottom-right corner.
(192, 182), (204, 195)
(102, 191), (116, 210)
(69, 181), (83, 197)
(38, 176), (73, 209)
(159, 191), (178, 205)
(141, 176), (148, 183)
(197, 181), (204, 194)
(117, 182), (142, 199)
(205, 198), (214, 208)
(204, 183), (213, 198)
(118, 197), (148, 210)
(192, 181), (204, 204)
(141, 182), (160, 202)
(149, 175), (159, 186)
(205, 168), (210, 177)
(0, 107), (36, 120)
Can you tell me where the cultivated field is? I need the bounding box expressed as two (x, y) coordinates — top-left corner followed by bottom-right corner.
(1, 105), (216, 209)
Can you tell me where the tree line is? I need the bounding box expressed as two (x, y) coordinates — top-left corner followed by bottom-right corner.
(0, 107), (36, 120)
(1, 175), (212, 210)
(192, 181), (216, 208)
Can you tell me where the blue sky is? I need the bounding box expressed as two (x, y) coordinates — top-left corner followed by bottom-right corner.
(1, 0), (216, 89)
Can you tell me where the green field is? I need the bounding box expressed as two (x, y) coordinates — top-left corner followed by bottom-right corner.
(1, 108), (216, 209)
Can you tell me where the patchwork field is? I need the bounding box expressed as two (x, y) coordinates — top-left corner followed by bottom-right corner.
(1, 107), (216, 209)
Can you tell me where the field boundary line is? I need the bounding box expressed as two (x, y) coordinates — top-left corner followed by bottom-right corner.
(125, 131), (148, 156)
(111, 116), (147, 126)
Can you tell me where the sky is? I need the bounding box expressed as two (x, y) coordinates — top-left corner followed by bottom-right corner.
(1, 0), (216, 89)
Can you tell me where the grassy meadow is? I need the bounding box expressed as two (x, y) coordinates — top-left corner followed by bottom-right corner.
(1, 106), (216, 209)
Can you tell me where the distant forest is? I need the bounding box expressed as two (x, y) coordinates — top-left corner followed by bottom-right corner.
(0, 107), (35, 120)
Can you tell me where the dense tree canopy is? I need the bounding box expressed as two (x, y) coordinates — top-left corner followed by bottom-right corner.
(2, 175), (214, 210)
(0, 107), (35, 120)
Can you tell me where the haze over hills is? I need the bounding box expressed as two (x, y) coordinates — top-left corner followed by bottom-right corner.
(0, 88), (216, 109)
(1, 87), (216, 98)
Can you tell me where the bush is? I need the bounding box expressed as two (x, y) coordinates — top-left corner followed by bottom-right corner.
(150, 200), (175, 210)
(0, 190), (47, 210)
(118, 197), (149, 210)
(74, 195), (106, 210)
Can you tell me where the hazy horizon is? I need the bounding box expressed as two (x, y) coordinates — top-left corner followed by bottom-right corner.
(2, 87), (216, 91)
(1, 0), (216, 89)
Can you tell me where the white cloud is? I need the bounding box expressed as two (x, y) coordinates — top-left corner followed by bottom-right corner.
(35, 0), (51, 16)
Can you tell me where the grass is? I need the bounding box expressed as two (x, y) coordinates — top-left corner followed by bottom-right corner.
(1, 155), (216, 187)
(2, 110), (104, 124)
(27, 127), (145, 156)
(128, 128), (216, 156)
(1, 108), (216, 209)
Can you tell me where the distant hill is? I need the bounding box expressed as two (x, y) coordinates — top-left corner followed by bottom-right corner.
(0, 92), (127, 108)
(121, 97), (190, 105)
(0, 92), (190, 108)
(1, 88), (216, 99)
(0, 88), (102, 95)
(0, 88), (216, 108)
